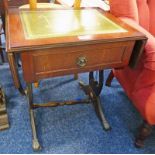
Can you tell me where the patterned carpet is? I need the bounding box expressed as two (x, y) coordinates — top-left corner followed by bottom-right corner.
(0, 63), (155, 153)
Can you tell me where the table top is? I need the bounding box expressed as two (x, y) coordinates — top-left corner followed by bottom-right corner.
(6, 7), (146, 52)
(20, 9), (126, 40)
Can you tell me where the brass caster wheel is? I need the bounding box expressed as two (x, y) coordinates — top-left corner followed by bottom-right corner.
(104, 123), (111, 131)
(32, 139), (41, 151)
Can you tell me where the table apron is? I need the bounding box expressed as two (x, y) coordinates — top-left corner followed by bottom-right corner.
(21, 41), (135, 83)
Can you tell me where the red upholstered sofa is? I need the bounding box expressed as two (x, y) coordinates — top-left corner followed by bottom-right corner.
(106, 0), (155, 147)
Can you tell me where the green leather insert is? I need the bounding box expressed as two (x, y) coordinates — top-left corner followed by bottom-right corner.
(20, 9), (127, 39)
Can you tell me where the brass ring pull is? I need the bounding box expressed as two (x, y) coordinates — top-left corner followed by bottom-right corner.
(77, 56), (87, 67)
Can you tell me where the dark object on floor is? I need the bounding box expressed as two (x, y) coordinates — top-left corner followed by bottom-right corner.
(0, 86), (9, 130)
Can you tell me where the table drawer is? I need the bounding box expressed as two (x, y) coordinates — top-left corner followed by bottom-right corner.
(21, 41), (135, 82)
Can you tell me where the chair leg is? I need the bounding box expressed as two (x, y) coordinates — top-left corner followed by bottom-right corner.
(135, 121), (153, 148)
(105, 70), (114, 87)
(74, 74), (78, 80)
(0, 51), (5, 63)
(0, 38), (5, 63)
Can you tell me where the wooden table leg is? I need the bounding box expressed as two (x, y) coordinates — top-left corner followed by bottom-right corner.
(0, 86), (9, 130)
(27, 83), (41, 151)
(7, 53), (25, 95)
(79, 70), (111, 130)
(105, 70), (114, 87)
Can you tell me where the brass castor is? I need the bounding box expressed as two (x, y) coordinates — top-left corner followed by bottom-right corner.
(32, 139), (41, 151)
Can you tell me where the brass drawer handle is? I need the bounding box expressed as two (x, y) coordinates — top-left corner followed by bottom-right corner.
(77, 56), (87, 67)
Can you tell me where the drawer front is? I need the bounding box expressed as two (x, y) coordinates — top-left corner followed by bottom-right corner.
(21, 41), (135, 82)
